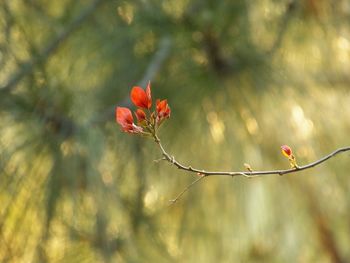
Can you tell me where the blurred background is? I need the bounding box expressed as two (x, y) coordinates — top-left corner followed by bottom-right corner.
(0, 0), (350, 262)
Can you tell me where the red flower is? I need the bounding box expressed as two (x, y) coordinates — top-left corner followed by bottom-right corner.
(135, 109), (146, 123)
(130, 82), (152, 109)
(115, 107), (143, 133)
(281, 145), (292, 158)
(156, 99), (171, 121)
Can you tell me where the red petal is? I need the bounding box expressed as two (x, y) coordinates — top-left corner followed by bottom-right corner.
(156, 99), (171, 121)
(131, 86), (148, 109)
(135, 109), (146, 122)
(116, 107), (144, 134)
(122, 124), (133, 132)
(165, 106), (171, 118)
(156, 99), (166, 113)
(130, 84), (152, 109)
(146, 81), (152, 109)
(116, 107), (133, 126)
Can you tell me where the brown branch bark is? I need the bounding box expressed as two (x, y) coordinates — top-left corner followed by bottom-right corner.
(153, 134), (350, 202)
(155, 135), (350, 177)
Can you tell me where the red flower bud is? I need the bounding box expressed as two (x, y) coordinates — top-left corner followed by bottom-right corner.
(130, 81), (152, 109)
(156, 99), (171, 121)
(135, 109), (146, 122)
(281, 145), (292, 158)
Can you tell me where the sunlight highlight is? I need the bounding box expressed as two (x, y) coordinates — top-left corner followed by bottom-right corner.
(144, 187), (159, 211)
(291, 105), (314, 140)
(206, 111), (225, 143)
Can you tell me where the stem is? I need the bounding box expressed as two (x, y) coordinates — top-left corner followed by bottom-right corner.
(169, 175), (206, 204)
(154, 134), (350, 178)
(153, 134), (350, 202)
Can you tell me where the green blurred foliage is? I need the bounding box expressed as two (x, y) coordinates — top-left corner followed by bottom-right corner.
(0, 0), (350, 262)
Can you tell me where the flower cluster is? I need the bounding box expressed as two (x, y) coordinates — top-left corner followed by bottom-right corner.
(116, 82), (171, 135)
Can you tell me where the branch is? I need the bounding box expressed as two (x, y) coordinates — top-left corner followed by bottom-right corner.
(153, 133), (350, 202)
(0, 0), (104, 93)
(169, 175), (205, 204)
(116, 79), (349, 202)
(154, 135), (350, 178)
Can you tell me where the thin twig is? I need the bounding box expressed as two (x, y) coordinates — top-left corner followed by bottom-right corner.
(169, 175), (206, 204)
(154, 134), (350, 178)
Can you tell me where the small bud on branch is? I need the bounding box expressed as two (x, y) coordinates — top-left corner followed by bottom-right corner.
(281, 145), (299, 169)
(244, 163), (253, 172)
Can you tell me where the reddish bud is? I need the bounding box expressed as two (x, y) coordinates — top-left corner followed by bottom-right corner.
(156, 99), (171, 121)
(135, 109), (146, 122)
(130, 82), (152, 109)
(116, 107), (133, 126)
(281, 145), (292, 158)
